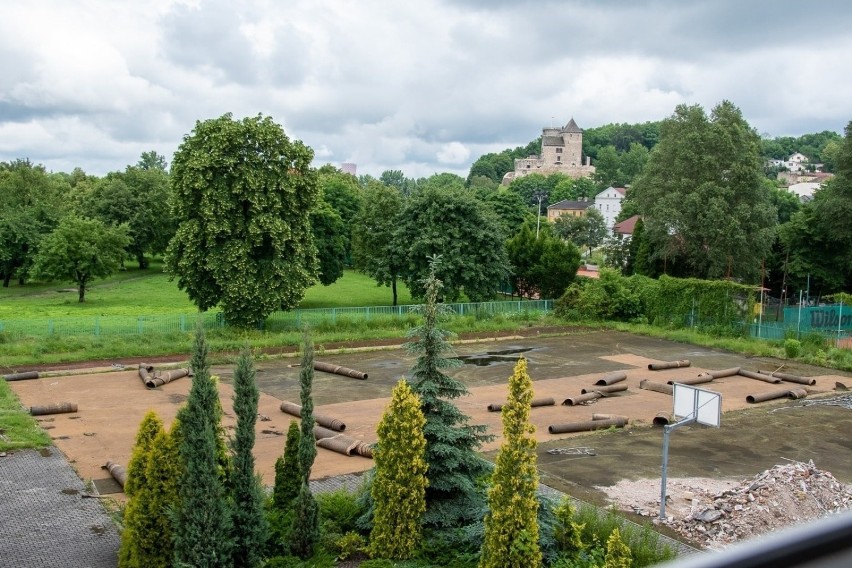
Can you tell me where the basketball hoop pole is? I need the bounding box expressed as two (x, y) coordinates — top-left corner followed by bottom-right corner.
(659, 413), (696, 520)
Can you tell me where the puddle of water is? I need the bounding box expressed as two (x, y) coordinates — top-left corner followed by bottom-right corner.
(456, 347), (534, 366)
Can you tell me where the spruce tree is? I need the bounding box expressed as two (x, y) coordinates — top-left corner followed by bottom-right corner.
(479, 357), (541, 568)
(173, 325), (233, 567)
(408, 258), (492, 527)
(119, 411), (164, 567)
(273, 420), (302, 509)
(290, 332), (320, 559)
(231, 347), (268, 568)
(369, 379), (428, 560)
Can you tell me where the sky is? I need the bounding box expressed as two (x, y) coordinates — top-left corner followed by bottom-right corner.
(1, 0), (851, 179)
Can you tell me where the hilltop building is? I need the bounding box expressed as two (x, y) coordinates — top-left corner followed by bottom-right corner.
(502, 118), (595, 185)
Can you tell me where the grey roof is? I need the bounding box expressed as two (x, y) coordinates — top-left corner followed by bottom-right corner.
(561, 117), (582, 133)
(542, 135), (565, 146)
(548, 199), (592, 210)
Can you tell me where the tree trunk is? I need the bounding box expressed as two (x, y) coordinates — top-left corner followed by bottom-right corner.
(2, 273), (10, 288)
(137, 252), (149, 269)
(392, 277), (398, 307)
(78, 283), (86, 303)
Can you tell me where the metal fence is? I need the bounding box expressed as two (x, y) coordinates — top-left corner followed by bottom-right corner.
(750, 303), (851, 348)
(0, 299), (555, 339)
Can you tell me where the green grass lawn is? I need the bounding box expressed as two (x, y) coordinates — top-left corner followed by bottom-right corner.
(0, 261), (413, 319)
(0, 379), (52, 451)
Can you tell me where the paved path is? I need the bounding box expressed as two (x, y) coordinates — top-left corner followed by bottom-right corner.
(0, 448), (120, 568)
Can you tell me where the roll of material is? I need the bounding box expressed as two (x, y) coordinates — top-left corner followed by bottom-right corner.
(138, 363), (154, 384)
(280, 401), (346, 432)
(30, 402), (78, 416)
(548, 416), (627, 434)
(592, 413), (628, 422)
(581, 384), (628, 395)
(652, 412), (672, 426)
(746, 388), (809, 404)
(667, 375), (715, 386)
(3, 371), (39, 381)
(757, 370), (816, 386)
(145, 368), (191, 389)
(594, 371), (627, 386)
(313, 426), (372, 458)
(562, 392), (603, 406)
(698, 367), (741, 379)
(103, 461), (127, 489)
(639, 380), (673, 396)
(487, 397), (556, 412)
(648, 360), (691, 371)
(739, 370), (782, 384)
(313, 361), (368, 380)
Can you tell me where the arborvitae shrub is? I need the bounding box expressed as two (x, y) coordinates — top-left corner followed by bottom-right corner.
(273, 420), (302, 510)
(604, 528), (632, 568)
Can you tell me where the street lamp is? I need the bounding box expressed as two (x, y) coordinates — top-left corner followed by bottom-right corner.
(534, 190), (548, 238)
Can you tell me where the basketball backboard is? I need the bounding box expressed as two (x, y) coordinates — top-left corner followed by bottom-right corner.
(672, 383), (721, 427)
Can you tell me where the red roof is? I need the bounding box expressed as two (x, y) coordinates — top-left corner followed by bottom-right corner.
(614, 214), (641, 235)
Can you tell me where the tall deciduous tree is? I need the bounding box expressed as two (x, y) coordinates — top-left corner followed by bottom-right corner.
(369, 379), (428, 560)
(173, 326), (233, 566)
(396, 187), (509, 302)
(310, 199), (347, 286)
(553, 208), (607, 256)
(30, 216), (130, 302)
(630, 101), (776, 281)
(351, 181), (404, 305)
(230, 348), (267, 568)
(506, 222), (580, 299)
(291, 333), (320, 559)
(479, 357), (541, 568)
(408, 262), (492, 527)
(166, 113), (319, 327)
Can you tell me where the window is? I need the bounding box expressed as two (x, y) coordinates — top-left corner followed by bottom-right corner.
(556, 148), (562, 153)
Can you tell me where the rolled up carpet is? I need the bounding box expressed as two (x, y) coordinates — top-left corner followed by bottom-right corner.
(639, 380), (673, 396)
(316, 435), (360, 456)
(103, 461), (127, 489)
(30, 402), (78, 416)
(281, 401), (346, 432)
(581, 384), (627, 395)
(594, 371), (627, 386)
(138, 363), (154, 385)
(3, 371), (39, 381)
(313, 361), (368, 380)
(667, 375), (715, 386)
(145, 368), (191, 389)
(697, 367), (741, 379)
(592, 413), (628, 422)
(355, 442), (374, 458)
(757, 370), (816, 386)
(487, 397), (556, 412)
(548, 416), (627, 434)
(738, 370), (782, 384)
(652, 412), (672, 426)
(746, 388), (810, 404)
(562, 392), (603, 406)
(648, 360), (691, 371)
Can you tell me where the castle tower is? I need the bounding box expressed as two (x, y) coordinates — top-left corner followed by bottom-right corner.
(503, 117), (595, 185)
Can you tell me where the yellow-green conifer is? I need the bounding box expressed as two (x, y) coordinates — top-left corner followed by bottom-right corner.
(479, 357), (541, 568)
(369, 379), (428, 560)
(604, 528), (632, 568)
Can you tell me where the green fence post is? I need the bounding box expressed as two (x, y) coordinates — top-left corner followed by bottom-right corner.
(95, 317), (100, 337)
(49, 319), (54, 336)
(137, 317), (143, 334)
(332, 308), (336, 325)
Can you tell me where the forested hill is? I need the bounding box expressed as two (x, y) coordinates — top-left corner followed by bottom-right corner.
(467, 120), (843, 185)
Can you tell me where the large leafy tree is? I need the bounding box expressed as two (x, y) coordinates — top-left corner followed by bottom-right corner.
(630, 101), (776, 281)
(369, 379), (428, 560)
(506, 222), (580, 299)
(30, 216), (130, 302)
(310, 199), (347, 286)
(230, 348), (267, 568)
(553, 208), (607, 256)
(351, 181), (404, 305)
(396, 187), (509, 302)
(165, 113), (319, 327)
(0, 160), (66, 287)
(78, 160), (174, 269)
(408, 262), (492, 527)
(317, 166), (363, 264)
(479, 357), (541, 568)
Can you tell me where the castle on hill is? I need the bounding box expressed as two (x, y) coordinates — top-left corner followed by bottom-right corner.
(501, 117), (596, 185)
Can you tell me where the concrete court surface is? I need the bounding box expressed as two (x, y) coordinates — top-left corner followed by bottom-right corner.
(9, 330), (852, 502)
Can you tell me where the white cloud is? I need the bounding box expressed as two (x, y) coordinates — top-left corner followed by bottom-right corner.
(437, 142), (471, 165)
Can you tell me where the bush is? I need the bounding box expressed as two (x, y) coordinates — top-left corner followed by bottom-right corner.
(334, 531), (366, 561)
(784, 338), (802, 358)
(317, 489), (364, 535)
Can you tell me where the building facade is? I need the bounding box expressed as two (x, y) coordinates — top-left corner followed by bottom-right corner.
(592, 186), (626, 232)
(502, 118), (596, 185)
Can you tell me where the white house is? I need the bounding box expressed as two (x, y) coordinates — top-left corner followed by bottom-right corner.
(593, 186), (626, 232)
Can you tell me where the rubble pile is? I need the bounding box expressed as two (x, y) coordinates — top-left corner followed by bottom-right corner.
(665, 461), (852, 550)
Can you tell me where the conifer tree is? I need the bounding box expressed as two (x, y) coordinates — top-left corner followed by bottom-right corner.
(231, 347), (268, 568)
(173, 325), (233, 567)
(553, 498), (585, 555)
(604, 528), (632, 568)
(273, 420), (302, 509)
(132, 421), (183, 568)
(369, 379), (428, 560)
(119, 411), (164, 567)
(290, 332), (320, 559)
(408, 258), (492, 527)
(479, 357), (541, 568)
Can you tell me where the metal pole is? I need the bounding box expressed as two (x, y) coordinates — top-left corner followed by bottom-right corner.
(758, 286), (764, 338)
(839, 298), (844, 347)
(536, 195), (542, 238)
(798, 290), (803, 340)
(660, 424), (672, 519)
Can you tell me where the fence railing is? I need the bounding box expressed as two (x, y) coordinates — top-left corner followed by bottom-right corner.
(0, 299), (555, 339)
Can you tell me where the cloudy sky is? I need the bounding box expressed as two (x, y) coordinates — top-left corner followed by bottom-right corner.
(1, 0), (851, 179)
